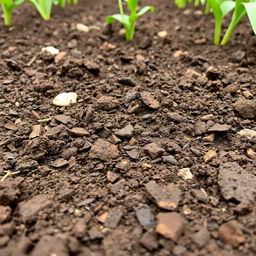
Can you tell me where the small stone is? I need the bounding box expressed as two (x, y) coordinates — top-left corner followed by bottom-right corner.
(203, 134), (215, 142)
(115, 124), (134, 139)
(88, 226), (103, 240)
(173, 245), (186, 255)
(194, 122), (207, 135)
(179, 69), (207, 88)
(84, 60), (100, 74)
(19, 194), (52, 219)
(53, 92), (77, 107)
(144, 143), (165, 159)
(246, 148), (256, 160)
(191, 189), (208, 203)
(31, 235), (68, 256)
(41, 46), (59, 55)
(118, 77), (136, 86)
(107, 171), (120, 183)
(242, 90), (253, 98)
(218, 220), (245, 248)
(162, 155), (178, 165)
(201, 114), (214, 121)
(104, 207), (123, 229)
(54, 115), (71, 124)
(157, 31), (168, 38)
(0, 206), (12, 224)
(61, 147), (77, 160)
(135, 205), (155, 230)
(29, 125), (43, 139)
(89, 139), (119, 161)
(76, 23), (90, 33)
(95, 96), (119, 111)
(140, 91), (160, 110)
(191, 227), (210, 248)
(51, 158), (69, 168)
(167, 112), (184, 122)
(156, 212), (184, 242)
(237, 129), (256, 139)
(233, 99), (256, 119)
(218, 162), (256, 204)
(177, 168), (193, 180)
(69, 127), (89, 136)
(231, 50), (246, 62)
(140, 231), (158, 251)
(145, 181), (181, 210)
(73, 218), (87, 237)
(204, 150), (217, 163)
(206, 66), (221, 80)
(208, 123), (231, 132)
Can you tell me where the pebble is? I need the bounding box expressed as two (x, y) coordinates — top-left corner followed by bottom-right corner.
(231, 50), (246, 62)
(115, 124), (134, 139)
(54, 115), (71, 124)
(51, 158), (69, 168)
(104, 207), (123, 229)
(203, 134), (215, 142)
(218, 162), (256, 204)
(89, 139), (119, 161)
(177, 168), (193, 180)
(208, 123), (231, 132)
(140, 231), (158, 251)
(157, 31), (168, 38)
(204, 150), (217, 163)
(76, 23), (90, 33)
(156, 212), (184, 242)
(53, 92), (77, 107)
(19, 194), (52, 219)
(118, 77), (136, 86)
(69, 127), (89, 136)
(140, 91), (160, 110)
(237, 128), (256, 139)
(31, 235), (68, 256)
(162, 155), (178, 165)
(144, 143), (165, 159)
(233, 99), (256, 118)
(0, 206), (12, 224)
(41, 46), (59, 55)
(29, 125), (43, 139)
(167, 112), (184, 122)
(145, 181), (181, 210)
(95, 96), (119, 111)
(191, 189), (208, 203)
(135, 205), (155, 230)
(218, 220), (245, 248)
(194, 121), (207, 135)
(206, 66), (221, 80)
(246, 148), (256, 160)
(191, 227), (210, 248)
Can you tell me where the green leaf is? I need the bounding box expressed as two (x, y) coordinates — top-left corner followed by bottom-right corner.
(243, 2), (256, 34)
(106, 14), (130, 26)
(137, 6), (155, 17)
(127, 0), (138, 12)
(221, 0), (235, 17)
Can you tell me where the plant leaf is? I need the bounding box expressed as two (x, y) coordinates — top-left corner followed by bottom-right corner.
(106, 14), (130, 26)
(221, 0), (235, 17)
(243, 1), (256, 34)
(137, 6), (155, 17)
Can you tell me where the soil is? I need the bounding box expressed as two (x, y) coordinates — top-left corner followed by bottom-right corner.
(0, 0), (256, 255)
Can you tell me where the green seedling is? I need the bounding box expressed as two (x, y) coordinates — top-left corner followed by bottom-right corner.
(221, 0), (256, 44)
(0, 0), (24, 25)
(206, 0), (235, 44)
(27, 0), (53, 20)
(106, 0), (155, 40)
(67, 0), (78, 4)
(54, 0), (66, 7)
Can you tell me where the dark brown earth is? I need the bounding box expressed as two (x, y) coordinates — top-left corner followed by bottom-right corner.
(0, 0), (256, 255)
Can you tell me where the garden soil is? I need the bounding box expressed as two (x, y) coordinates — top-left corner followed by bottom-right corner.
(0, 0), (256, 255)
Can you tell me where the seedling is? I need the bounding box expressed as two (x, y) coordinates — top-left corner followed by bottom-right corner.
(204, 0), (235, 44)
(106, 0), (155, 40)
(27, 0), (53, 20)
(0, 0), (24, 25)
(221, 0), (256, 44)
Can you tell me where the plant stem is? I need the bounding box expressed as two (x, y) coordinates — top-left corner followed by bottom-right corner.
(2, 5), (12, 26)
(214, 19), (221, 45)
(126, 20), (136, 40)
(221, 24), (236, 45)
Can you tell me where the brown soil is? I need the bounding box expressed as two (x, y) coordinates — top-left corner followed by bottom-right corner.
(0, 0), (256, 255)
